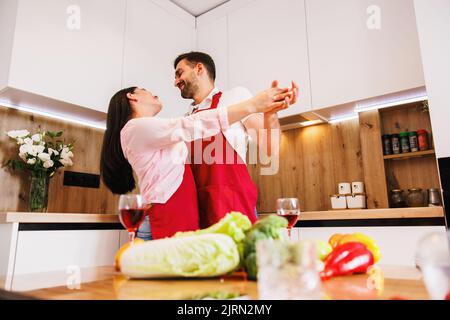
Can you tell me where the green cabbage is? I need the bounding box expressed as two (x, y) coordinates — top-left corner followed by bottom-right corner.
(175, 211), (252, 264)
(120, 234), (240, 278)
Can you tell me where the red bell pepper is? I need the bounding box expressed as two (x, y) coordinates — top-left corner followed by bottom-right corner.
(320, 242), (374, 280)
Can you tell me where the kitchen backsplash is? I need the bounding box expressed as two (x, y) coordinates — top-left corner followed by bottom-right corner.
(0, 105), (118, 213)
(248, 119), (364, 212)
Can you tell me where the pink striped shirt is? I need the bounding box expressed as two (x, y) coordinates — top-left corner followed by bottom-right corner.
(120, 107), (229, 204)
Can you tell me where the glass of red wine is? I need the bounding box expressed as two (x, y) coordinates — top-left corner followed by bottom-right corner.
(276, 198), (300, 238)
(118, 194), (147, 243)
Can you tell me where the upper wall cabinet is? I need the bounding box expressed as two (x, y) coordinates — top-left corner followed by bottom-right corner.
(3, 0), (126, 113)
(306, 0), (425, 110)
(227, 0), (312, 117)
(196, 16), (229, 91)
(121, 0), (195, 118)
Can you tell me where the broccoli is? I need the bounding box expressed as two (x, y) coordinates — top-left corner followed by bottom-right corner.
(243, 215), (288, 280)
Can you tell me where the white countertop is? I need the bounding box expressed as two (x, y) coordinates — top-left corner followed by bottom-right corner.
(0, 206), (444, 224)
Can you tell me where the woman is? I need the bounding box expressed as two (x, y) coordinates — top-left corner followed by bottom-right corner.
(100, 85), (292, 240)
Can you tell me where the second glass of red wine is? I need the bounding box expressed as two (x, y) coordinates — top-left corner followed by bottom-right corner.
(276, 198), (300, 238)
(118, 194), (147, 243)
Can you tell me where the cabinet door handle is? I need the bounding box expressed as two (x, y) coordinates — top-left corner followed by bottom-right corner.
(363, 122), (373, 129)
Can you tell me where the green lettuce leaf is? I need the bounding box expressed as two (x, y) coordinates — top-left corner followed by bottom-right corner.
(175, 212), (252, 244)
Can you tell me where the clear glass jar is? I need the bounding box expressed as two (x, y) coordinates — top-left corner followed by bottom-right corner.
(406, 188), (424, 207)
(390, 189), (406, 208)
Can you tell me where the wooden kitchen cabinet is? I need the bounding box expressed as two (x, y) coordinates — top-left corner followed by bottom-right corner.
(121, 0), (195, 118)
(227, 0), (312, 117)
(306, 0), (425, 110)
(1, 0), (126, 113)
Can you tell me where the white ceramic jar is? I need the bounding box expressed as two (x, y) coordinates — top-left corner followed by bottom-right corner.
(352, 182), (365, 194)
(338, 183), (351, 195)
(330, 195), (347, 209)
(346, 194), (367, 209)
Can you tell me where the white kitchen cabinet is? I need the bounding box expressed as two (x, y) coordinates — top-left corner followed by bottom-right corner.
(2, 0), (126, 113)
(227, 0), (312, 117)
(196, 16), (229, 91)
(306, 0), (425, 110)
(121, 0), (195, 118)
(0, 221), (123, 291)
(13, 230), (120, 275)
(297, 226), (446, 266)
(414, 0), (450, 159)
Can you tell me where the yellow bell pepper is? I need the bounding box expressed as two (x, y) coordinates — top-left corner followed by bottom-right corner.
(338, 233), (381, 263)
(328, 233), (346, 248)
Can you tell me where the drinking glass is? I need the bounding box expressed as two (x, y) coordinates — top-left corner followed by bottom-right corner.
(276, 198), (300, 237)
(118, 194), (148, 243)
(415, 231), (450, 300)
(256, 239), (321, 300)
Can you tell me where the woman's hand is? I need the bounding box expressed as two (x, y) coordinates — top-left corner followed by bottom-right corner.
(225, 81), (298, 126)
(252, 80), (298, 114)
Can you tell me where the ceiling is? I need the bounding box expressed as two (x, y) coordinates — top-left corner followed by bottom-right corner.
(169, 0), (230, 17)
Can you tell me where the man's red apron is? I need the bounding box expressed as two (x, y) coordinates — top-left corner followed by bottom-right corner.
(190, 92), (258, 228)
(147, 164), (199, 239)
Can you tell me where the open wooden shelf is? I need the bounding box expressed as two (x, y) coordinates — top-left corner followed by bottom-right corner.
(383, 149), (435, 160)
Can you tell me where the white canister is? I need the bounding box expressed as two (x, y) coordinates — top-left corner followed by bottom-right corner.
(330, 195), (347, 210)
(346, 194), (367, 209)
(338, 183), (351, 195)
(352, 182), (365, 194)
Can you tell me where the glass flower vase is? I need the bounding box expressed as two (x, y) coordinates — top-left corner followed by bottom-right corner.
(29, 171), (50, 212)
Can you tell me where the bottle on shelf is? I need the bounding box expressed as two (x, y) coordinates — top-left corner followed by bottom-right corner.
(399, 132), (410, 153)
(417, 130), (429, 151)
(382, 134), (392, 155)
(409, 132), (419, 152)
(391, 134), (401, 154)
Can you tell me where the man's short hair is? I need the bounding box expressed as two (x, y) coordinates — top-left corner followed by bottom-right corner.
(174, 52), (216, 81)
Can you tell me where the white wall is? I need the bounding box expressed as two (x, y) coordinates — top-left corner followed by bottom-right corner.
(196, 16), (229, 91)
(414, 0), (450, 158)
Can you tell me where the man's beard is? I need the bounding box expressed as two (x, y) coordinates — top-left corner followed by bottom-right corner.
(180, 76), (199, 99)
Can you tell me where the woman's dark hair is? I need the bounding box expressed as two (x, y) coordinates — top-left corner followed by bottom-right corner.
(174, 51), (216, 81)
(100, 87), (137, 194)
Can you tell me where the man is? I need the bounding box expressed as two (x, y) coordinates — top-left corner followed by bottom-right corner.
(173, 52), (298, 227)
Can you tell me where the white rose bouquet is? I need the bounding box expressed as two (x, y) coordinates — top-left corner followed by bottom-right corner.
(5, 129), (74, 212)
(5, 130), (74, 176)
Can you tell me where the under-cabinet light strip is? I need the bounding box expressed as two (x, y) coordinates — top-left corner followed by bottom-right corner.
(1, 102), (107, 130)
(328, 115), (359, 124)
(355, 95), (428, 113)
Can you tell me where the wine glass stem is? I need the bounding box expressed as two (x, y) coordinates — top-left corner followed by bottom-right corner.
(128, 231), (135, 243)
(287, 228), (292, 238)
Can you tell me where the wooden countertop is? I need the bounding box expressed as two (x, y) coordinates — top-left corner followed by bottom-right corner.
(0, 212), (119, 224)
(260, 206), (444, 221)
(1, 207), (443, 224)
(17, 265), (429, 300)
